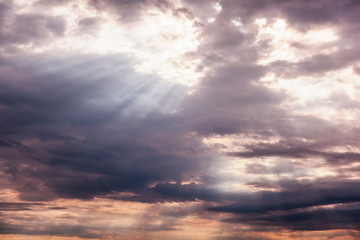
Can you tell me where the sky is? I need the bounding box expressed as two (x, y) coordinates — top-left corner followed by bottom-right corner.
(1, 0), (360, 239)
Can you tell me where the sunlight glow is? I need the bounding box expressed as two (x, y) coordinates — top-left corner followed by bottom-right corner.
(11, 0), (203, 87)
(207, 17), (216, 23)
(213, 2), (222, 12)
(255, 18), (339, 64)
(259, 67), (360, 122)
(202, 133), (282, 153)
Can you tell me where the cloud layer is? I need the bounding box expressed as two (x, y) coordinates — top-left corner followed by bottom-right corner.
(1, 0), (360, 239)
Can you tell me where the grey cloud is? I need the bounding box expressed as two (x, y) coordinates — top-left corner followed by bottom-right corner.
(77, 17), (101, 34)
(0, 13), (66, 45)
(228, 138), (360, 167)
(35, 0), (73, 6)
(2, 0), (360, 237)
(180, 63), (287, 136)
(297, 49), (360, 74)
(208, 179), (360, 231)
(89, 0), (174, 23)
(0, 221), (101, 238)
(0, 52), (214, 202)
(223, 207), (360, 231)
(0, 202), (43, 211)
(215, 0), (360, 28)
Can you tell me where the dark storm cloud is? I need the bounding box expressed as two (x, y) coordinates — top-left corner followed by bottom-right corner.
(210, 179), (360, 213)
(225, 206), (360, 231)
(0, 52), (213, 202)
(228, 137), (360, 167)
(2, 0), (360, 238)
(106, 182), (227, 203)
(109, 177), (360, 216)
(0, 0), (355, 206)
(0, 202), (42, 211)
(208, 179), (360, 231)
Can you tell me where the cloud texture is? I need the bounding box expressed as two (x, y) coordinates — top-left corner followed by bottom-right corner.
(1, 0), (360, 239)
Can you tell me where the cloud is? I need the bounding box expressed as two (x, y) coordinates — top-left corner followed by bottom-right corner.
(0, 4), (66, 45)
(1, 0), (360, 239)
(0, 202), (43, 211)
(0, 220), (101, 238)
(0, 52), (214, 203)
(88, 0), (175, 23)
(207, 179), (360, 231)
